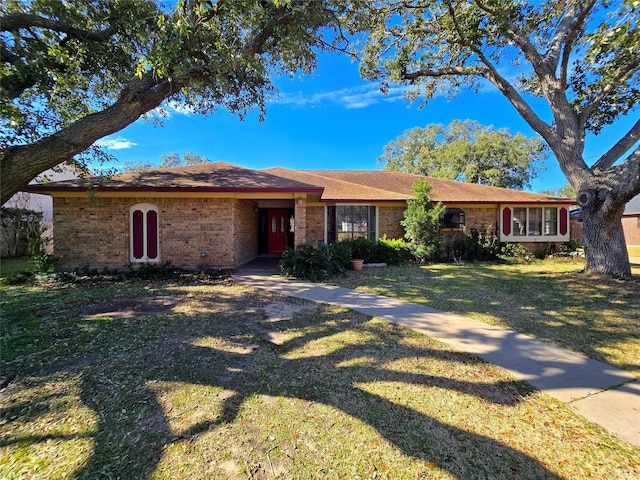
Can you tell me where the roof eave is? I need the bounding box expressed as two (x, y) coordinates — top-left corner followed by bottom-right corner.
(25, 185), (325, 194)
(318, 198), (575, 205)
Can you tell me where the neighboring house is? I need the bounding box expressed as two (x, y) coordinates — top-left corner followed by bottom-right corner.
(3, 164), (83, 223)
(568, 194), (640, 252)
(26, 162), (573, 270)
(569, 208), (584, 243)
(622, 194), (640, 251)
(2, 164), (83, 257)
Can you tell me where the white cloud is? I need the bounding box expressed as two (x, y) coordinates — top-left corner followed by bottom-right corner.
(95, 136), (138, 150)
(275, 83), (409, 109)
(166, 100), (196, 116)
(141, 100), (195, 123)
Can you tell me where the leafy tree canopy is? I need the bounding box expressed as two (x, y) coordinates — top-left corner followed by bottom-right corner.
(539, 183), (576, 199)
(1, 0), (344, 203)
(380, 120), (547, 190)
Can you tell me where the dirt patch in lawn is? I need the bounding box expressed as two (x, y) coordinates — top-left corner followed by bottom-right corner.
(261, 300), (320, 345)
(263, 300), (319, 322)
(82, 295), (182, 319)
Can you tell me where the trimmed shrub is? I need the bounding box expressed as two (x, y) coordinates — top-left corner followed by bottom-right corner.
(279, 237), (413, 281)
(328, 241), (352, 267)
(377, 236), (413, 264)
(338, 236), (412, 264)
(442, 227), (500, 262)
(279, 244), (349, 281)
(339, 237), (375, 262)
(501, 242), (533, 262)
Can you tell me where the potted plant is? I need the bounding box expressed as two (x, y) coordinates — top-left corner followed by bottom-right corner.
(350, 258), (364, 271)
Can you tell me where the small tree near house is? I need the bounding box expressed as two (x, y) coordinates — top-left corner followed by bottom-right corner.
(401, 178), (447, 262)
(0, 207), (43, 258)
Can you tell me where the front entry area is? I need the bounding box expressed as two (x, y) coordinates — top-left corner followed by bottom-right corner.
(258, 208), (294, 255)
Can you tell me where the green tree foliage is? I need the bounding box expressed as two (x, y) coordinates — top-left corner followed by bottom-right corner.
(401, 179), (446, 261)
(380, 120), (547, 190)
(122, 152), (212, 172)
(0, 207), (42, 258)
(539, 183), (576, 199)
(1, 0), (344, 203)
(352, 0), (640, 279)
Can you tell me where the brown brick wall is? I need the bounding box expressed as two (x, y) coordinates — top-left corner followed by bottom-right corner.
(305, 205), (325, 246)
(53, 196), (129, 269)
(623, 215), (640, 246)
(234, 200), (259, 265)
(376, 205), (498, 240)
(462, 207), (498, 232)
(53, 196), (253, 269)
(160, 197), (235, 267)
(378, 206), (405, 239)
(52, 196), (506, 270)
(294, 200), (307, 246)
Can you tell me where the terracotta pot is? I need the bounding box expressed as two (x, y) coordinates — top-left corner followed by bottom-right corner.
(350, 259), (364, 271)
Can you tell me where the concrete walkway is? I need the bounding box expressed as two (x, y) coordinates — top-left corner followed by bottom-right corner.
(232, 270), (640, 447)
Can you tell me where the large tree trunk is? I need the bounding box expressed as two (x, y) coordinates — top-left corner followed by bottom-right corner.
(0, 72), (187, 205)
(577, 189), (631, 279)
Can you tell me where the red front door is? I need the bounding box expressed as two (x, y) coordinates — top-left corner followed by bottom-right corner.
(268, 209), (289, 254)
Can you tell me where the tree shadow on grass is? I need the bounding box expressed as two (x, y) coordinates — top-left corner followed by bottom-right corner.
(68, 292), (562, 479)
(344, 264), (640, 373)
(3, 285), (562, 479)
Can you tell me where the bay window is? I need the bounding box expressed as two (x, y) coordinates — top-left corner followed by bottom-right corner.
(502, 206), (569, 241)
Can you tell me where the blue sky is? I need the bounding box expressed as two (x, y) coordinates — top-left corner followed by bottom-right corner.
(95, 50), (634, 194)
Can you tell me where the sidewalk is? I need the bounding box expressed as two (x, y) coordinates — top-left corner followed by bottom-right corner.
(232, 270), (640, 447)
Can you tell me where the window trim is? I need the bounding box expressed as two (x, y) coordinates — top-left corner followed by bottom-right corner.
(500, 205), (569, 242)
(129, 203), (160, 263)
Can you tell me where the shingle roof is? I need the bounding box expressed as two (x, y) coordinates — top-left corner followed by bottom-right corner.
(264, 168), (572, 204)
(262, 168), (409, 201)
(27, 161), (322, 193)
(27, 161), (573, 204)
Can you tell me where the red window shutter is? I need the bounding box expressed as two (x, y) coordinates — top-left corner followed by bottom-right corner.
(132, 210), (144, 259)
(559, 207), (568, 235)
(147, 210), (158, 259)
(502, 208), (511, 236)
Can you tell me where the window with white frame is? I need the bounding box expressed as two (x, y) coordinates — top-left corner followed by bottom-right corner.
(130, 203), (159, 262)
(502, 206), (569, 241)
(327, 206), (376, 243)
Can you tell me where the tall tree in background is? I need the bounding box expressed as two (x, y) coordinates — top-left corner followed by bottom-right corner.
(122, 152), (212, 172)
(354, 0), (639, 279)
(540, 184), (577, 199)
(1, 0), (343, 204)
(380, 120), (547, 190)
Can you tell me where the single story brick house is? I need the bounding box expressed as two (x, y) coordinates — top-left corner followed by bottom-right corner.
(27, 162), (574, 270)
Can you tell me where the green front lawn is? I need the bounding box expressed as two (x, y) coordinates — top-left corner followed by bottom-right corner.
(0, 257), (32, 280)
(1, 272), (639, 479)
